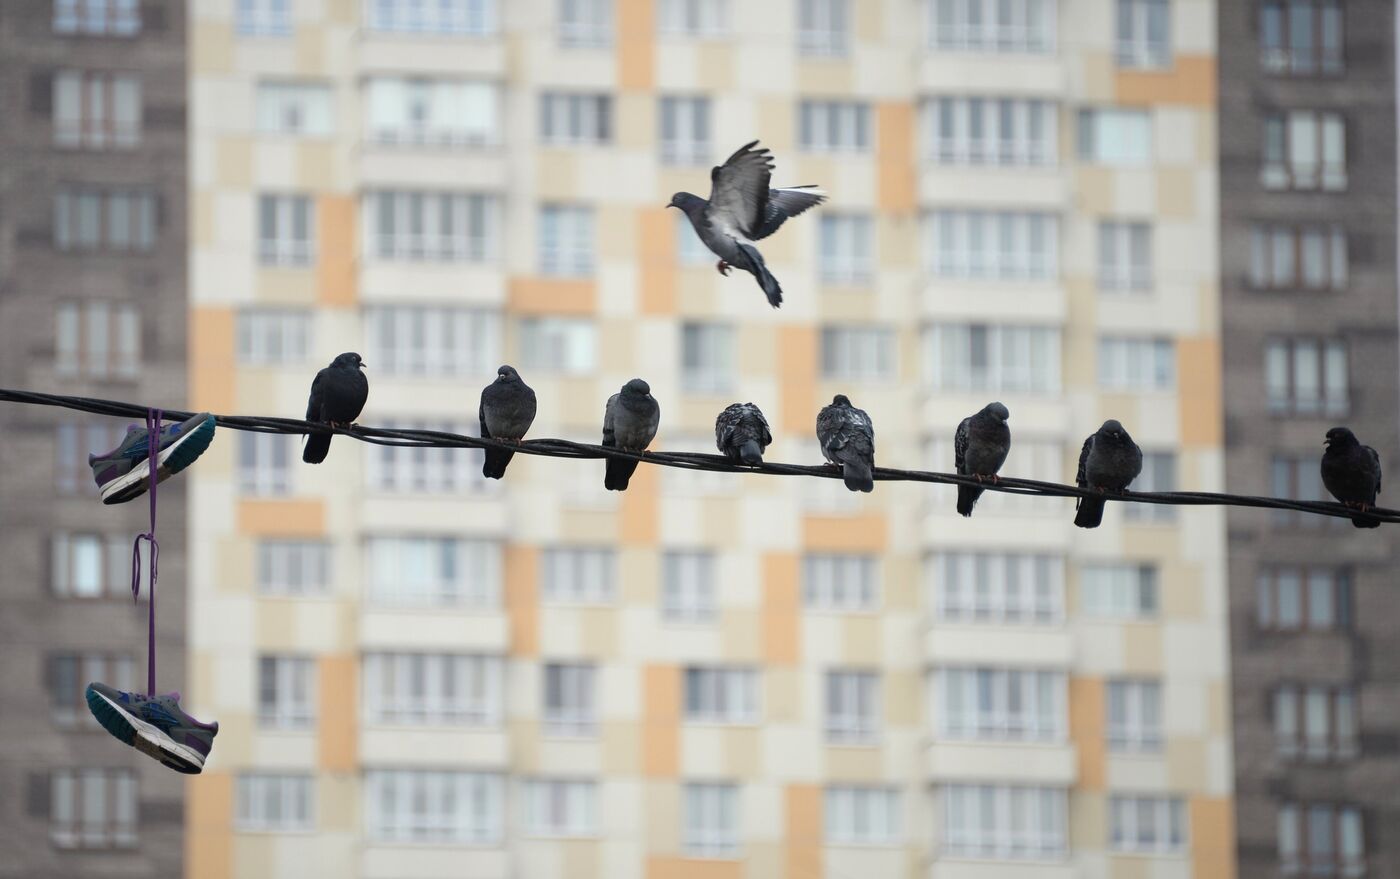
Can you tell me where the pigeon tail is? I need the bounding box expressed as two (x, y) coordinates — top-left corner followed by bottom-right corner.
(482, 447), (515, 480)
(956, 484), (984, 518)
(736, 242), (783, 308)
(738, 439), (763, 466)
(842, 460), (874, 493)
(303, 433), (331, 465)
(1074, 497), (1106, 529)
(605, 456), (640, 492)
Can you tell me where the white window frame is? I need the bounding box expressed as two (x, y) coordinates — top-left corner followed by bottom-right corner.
(1249, 224), (1347, 291)
(1077, 109), (1152, 165)
(683, 667), (760, 725)
(663, 551), (717, 621)
(236, 0), (293, 36)
(925, 210), (1059, 281)
(1273, 684), (1358, 761)
(934, 667), (1067, 742)
(363, 0), (498, 35)
(1277, 803), (1365, 877)
(54, 0), (140, 35)
(1123, 452), (1176, 522)
(257, 194), (314, 267)
(365, 305), (499, 378)
(1256, 567), (1351, 631)
(367, 419), (491, 496)
(256, 81), (333, 137)
(1259, 0), (1344, 75)
(236, 309), (312, 367)
(236, 774), (315, 832)
(799, 100), (870, 152)
(363, 653), (503, 727)
(543, 662), (597, 736)
(1098, 221), (1152, 292)
(364, 77), (500, 147)
(1261, 111), (1347, 191)
(683, 783), (740, 858)
(558, 0), (613, 47)
(364, 537), (502, 608)
(803, 554), (879, 611)
(932, 552), (1064, 623)
(657, 0), (728, 37)
(538, 204), (595, 276)
(1106, 678), (1163, 752)
(518, 316), (597, 374)
(541, 547), (616, 604)
(1265, 337), (1348, 417)
(820, 326), (896, 381)
(256, 540), (330, 596)
(50, 769), (137, 849)
(680, 322), (735, 394)
(54, 300), (140, 380)
(820, 214), (874, 284)
(53, 71), (141, 149)
(1097, 336), (1175, 391)
(257, 655), (316, 729)
(825, 786), (900, 845)
(659, 95), (712, 165)
(924, 97), (1058, 167)
(1115, 0), (1171, 69)
(927, 0), (1056, 54)
(54, 187), (155, 252)
(1081, 563), (1158, 618)
(365, 770), (503, 844)
(523, 778), (598, 837)
(942, 784), (1068, 859)
(50, 531), (133, 599)
(237, 432), (293, 496)
(923, 323), (1062, 394)
(797, 0), (849, 56)
(1109, 795), (1187, 853)
(825, 670), (880, 744)
(539, 92), (613, 146)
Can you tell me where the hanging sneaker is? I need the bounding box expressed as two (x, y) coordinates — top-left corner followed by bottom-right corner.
(85, 683), (219, 775)
(88, 412), (216, 505)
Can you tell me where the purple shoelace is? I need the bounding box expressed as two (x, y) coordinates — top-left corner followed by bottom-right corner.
(130, 408), (161, 697)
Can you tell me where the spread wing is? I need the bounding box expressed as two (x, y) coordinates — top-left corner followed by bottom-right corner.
(954, 417), (970, 475)
(751, 186), (827, 240)
(1076, 435), (1094, 488)
(708, 140), (773, 238)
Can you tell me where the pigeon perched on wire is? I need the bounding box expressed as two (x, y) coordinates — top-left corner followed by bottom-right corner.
(668, 140), (826, 308)
(1321, 427), (1382, 529)
(954, 402), (1011, 517)
(478, 365), (537, 480)
(302, 352), (368, 464)
(715, 402), (773, 466)
(602, 379), (660, 491)
(1073, 420), (1143, 528)
(816, 394), (874, 493)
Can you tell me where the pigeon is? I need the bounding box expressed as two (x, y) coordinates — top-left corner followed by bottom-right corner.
(302, 352), (368, 464)
(668, 140), (826, 308)
(478, 365), (537, 480)
(816, 394), (874, 492)
(602, 378), (660, 491)
(954, 402), (1011, 517)
(715, 402), (773, 466)
(1321, 427), (1382, 529)
(1073, 419), (1143, 528)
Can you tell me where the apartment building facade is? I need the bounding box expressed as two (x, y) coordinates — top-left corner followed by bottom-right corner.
(186, 1), (1231, 877)
(1219, 1), (1399, 876)
(0, 0), (189, 875)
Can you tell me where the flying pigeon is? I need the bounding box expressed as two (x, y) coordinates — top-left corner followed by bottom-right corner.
(1321, 427), (1382, 529)
(816, 394), (874, 493)
(602, 378), (660, 491)
(668, 140), (826, 308)
(302, 352), (368, 464)
(715, 402), (773, 466)
(478, 365), (537, 480)
(954, 402), (1011, 517)
(1073, 419), (1143, 528)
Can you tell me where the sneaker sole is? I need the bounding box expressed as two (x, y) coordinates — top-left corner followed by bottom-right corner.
(85, 687), (207, 774)
(101, 416), (216, 506)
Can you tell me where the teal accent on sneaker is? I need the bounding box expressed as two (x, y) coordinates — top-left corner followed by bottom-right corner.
(89, 412), (216, 505)
(85, 683), (218, 775)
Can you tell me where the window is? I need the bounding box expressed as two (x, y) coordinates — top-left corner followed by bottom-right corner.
(681, 322), (735, 394)
(364, 78), (499, 146)
(1260, 1), (1343, 75)
(54, 0), (140, 35)
(942, 784), (1067, 859)
(931, 553), (1064, 623)
(56, 422), (124, 494)
(1097, 337), (1174, 391)
(663, 551), (717, 622)
(799, 101), (870, 152)
(368, 419), (490, 496)
(1077, 109), (1151, 165)
(365, 771), (503, 844)
(660, 96), (711, 165)
(54, 301), (140, 380)
(1261, 111), (1346, 191)
(1265, 338), (1348, 416)
(519, 316), (597, 373)
(658, 0), (726, 36)
(1115, 0), (1170, 68)
(50, 770), (136, 849)
(365, 0), (497, 35)
(49, 532), (131, 597)
(539, 93), (613, 146)
(798, 0), (849, 55)
(257, 541), (330, 596)
(1081, 564), (1158, 618)
(236, 0), (292, 35)
(923, 97), (1058, 166)
(820, 327), (896, 381)
(925, 211), (1059, 281)
(927, 0), (1055, 53)
(363, 653), (502, 726)
(54, 187), (155, 252)
(819, 214), (873, 284)
(676, 212), (712, 266)
(684, 667), (759, 724)
(48, 653), (134, 727)
(923, 324), (1062, 394)
(683, 783), (739, 857)
(236, 775), (314, 832)
(543, 662), (596, 735)
(1249, 224), (1347, 291)
(1110, 796), (1187, 853)
(826, 787), (899, 845)
(257, 656), (315, 729)
(1277, 803), (1364, 877)
(53, 71), (140, 148)
(1256, 567), (1351, 631)
(237, 433), (293, 496)
(256, 82), (333, 136)
(541, 547), (616, 603)
(538, 204), (595, 276)
(1124, 452), (1176, 522)
(1271, 455), (1342, 529)
(1106, 679), (1162, 752)
(257, 194), (314, 266)
(365, 306), (498, 377)
(803, 554), (879, 611)
(1274, 684), (1357, 761)
(1098, 221), (1152, 292)
(558, 0), (612, 47)
(365, 537), (501, 608)
(236, 310), (311, 366)
(934, 667), (1066, 741)
(524, 779), (598, 837)
(825, 670), (880, 743)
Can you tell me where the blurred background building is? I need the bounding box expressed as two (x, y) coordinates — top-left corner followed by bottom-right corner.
(0, 1), (190, 876)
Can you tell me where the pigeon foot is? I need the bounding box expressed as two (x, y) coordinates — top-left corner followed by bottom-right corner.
(715, 260), (731, 277)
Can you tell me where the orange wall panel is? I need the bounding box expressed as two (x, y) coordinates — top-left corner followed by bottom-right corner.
(1114, 55), (1217, 106)
(638, 206), (678, 315)
(509, 278), (597, 315)
(645, 858), (742, 879)
(506, 545), (539, 656)
(777, 327), (817, 434)
(876, 102), (916, 214)
(785, 784), (822, 879)
(1190, 796), (1237, 879)
(317, 655), (357, 771)
(643, 665), (679, 777)
(237, 499), (326, 536)
(761, 554), (800, 664)
(185, 771), (232, 879)
(190, 307), (236, 413)
(616, 0), (655, 89)
(620, 462), (660, 544)
(802, 514), (887, 552)
(1070, 676), (1105, 790)
(1177, 336), (1222, 447)
(316, 195), (357, 307)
